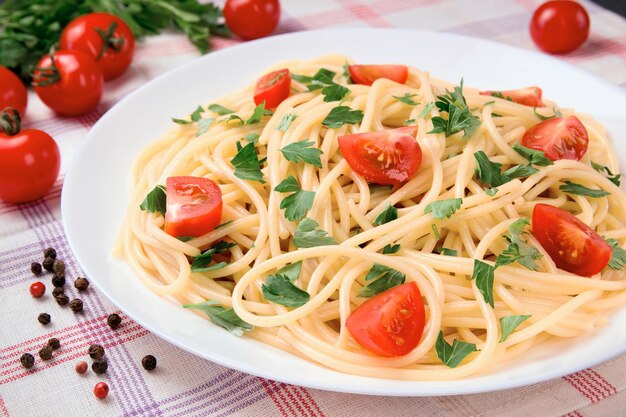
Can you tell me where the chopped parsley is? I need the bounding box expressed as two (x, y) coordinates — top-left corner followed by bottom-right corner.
(431, 224), (440, 239)
(473, 151), (509, 187)
(437, 247), (458, 256)
(591, 161), (621, 186)
(393, 93), (419, 106)
(274, 176), (315, 221)
(276, 261), (303, 282)
(559, 181), (610, 198)
(196, 117), (214, 137)
(417, 102), (435, 119)
(373, 203), (398, 226)
(208, 103), (235, 115)
(322, 83), (350, 102)
(191, 241), (236, 272)
(383, 244), (401, 254)
(429, 80), (481, 138)
(231, 142), (265, 183)
(502, 164), (539, 179)
(139, 185), (167, 215)
(280, 140), (323, 168)
(472, 259), (495, 307)
(183, 301), (252, 337)
(435, 331), (477, 368)
(262, 274), (310, 307)
(293, 218), (337, 248)
(533, 107), (562, 121)
(495, 218), (542, 271)
(606, 238), (626, 270)
(512, 144), (553, 167)
(276, 113), (297, 132)
(321, 106), (364, 128)
(424, 198), (463, 219)
(499, 315), (531, 342)
(358, 264), (405, 298)
(485, 187), (499, 196)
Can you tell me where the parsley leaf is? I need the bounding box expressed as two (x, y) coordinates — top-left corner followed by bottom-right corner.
(231, 142), (265, 183)
(373, 204), (398, 226)
(437, 247), (458, 256)
(606, 238), (626, 270)
(393, 93), (419, 106)
(559, 181), (610, 198)
(294, 218), (337, 248)
(359, 264), (406, 297)
(139, 185), (167, 215)
(322, 83), (350, 102)
(425, 198), (463, 219)
(183, 301), (252, 337)
(417, 102), (435, 119)
(291, 73), (313, 84)
(474, 151), (509, 187)
(307, 68), (336, 90)
(342, 63), (352, 83)
(172, 118), (193, 124)
(196, 117), (214, 137)
(172, 105), (204, 124)
(275, 176), (315, 221)
(533, 107), (562, 121)
(405, 118), (416, 126)
(383, 244), (401, 254)
(429, 80), (481, 138)
(246, 101), (267, 125)
(500, 315), (531, 342)
(435, 331), (477, 368)
(222, 114), (245, 124)
(276, 113), (297, 132)
(208, 103), (235, 115)
(495, 218), (542, 271)
(262, 274), (310, 307)
(472, 259), (495, 307)
(191, 241), (236, 272)
(485, 187), (499, 196)
(432, 224), (440, 239)
(274, 176), (300, 192)
(280, 140), (323, 168)
(591, 161), (621, 186)
(322, 106), (364, 128)
(244, 133), (260, 144)
(502, 163), (539, 179)
(512, 144), (554, 167)
(276, 261), (303, 282)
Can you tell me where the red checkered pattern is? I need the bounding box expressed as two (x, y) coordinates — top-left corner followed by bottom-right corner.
(1, 1), (625, 416)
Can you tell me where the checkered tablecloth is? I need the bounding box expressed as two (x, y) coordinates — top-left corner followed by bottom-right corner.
(1, 1), (626, 416)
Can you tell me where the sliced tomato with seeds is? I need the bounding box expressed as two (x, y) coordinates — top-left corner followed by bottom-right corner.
(253, 68), (291, 109)
(480, 87), (543, 107)
(346, 282), (425, 357)
(521, 116), (588, 161)
(164, 176), (223, 238)
(532, 204), (612, 276)
(348, 65), (408, 86)
(338, 127), (421, 185)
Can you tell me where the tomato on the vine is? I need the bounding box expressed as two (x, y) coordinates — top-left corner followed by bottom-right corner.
(60, 12), (135, 81)
(530, 1), (590, 54)
(224, 0), (281, 40)
(0, 66), (27, 117)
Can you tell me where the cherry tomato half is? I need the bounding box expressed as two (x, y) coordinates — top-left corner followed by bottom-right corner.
(521, 116), (588, 161)
(346, 282), (425, 357)
(164, 176), (223, 238)
(224, 0), (281, 40)
(348, 65), (408, 86)
(530, 1), (590, 54)
(480, 87), (543, 107)
(33, 50), (104, 117)
(338, 126), (422, 185)
(0, 66), (27, 116)
(532, 204), (611, 276)
(254, 68), (291, 109)
(60, 12), (135, 81)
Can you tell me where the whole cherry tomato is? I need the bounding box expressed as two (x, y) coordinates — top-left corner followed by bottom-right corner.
(0, 66), (28, 116)
(530, 1), (590, 54)
(224, 0), (281, 40)
(60, 13), (135, 81)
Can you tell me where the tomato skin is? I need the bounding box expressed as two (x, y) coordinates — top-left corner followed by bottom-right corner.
(164, 176), (223, 238)
(0, 66), (27, 116)
(530, 1), (590, 54)
(532, 204), (611, 276)
(254, 69), (291, 109)
(348, 65), (408, 86)
(93, 382), (109, 399)
(338, 127), (422, 185)
(0, 129), (60, 203)
(346, 282), (425, 357)
(60, 13), (135, 81)
(224, 0), (281, 40)
(30, 282), (46, 298)
(521, 116), (588, 161)
(479, 87), (543, 107)
(33, 50), (104, 117)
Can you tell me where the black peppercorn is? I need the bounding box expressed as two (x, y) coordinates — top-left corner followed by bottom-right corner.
(55, 293), (69, 306)
(38, 346), (53, 361)
(52, 287), (65, 298)
(107, 313), (122, 330)
(43, 247), (57, 259)
(74, 277), (89, 291)
(51, 273), (65, 288)
(20, 353), (35, 369)
(69, 298), (83, 313)
(92, 359), (108, 374)
(38, 313), (51, 325)
(31, 262), (42, 275)
(42, 257), (55, 272)
(47, 338), (61, 350)
(88, 344), (105, 360)
(141, 355), (157, 371)
(52, 259), (65, 274)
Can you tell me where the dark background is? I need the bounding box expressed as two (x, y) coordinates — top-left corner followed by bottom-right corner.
(594, 0), (626, 17)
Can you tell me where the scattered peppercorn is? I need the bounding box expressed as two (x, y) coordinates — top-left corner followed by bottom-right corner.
(88, 344), (105, 360)
(47, 338), (61, 350)
(52, 259), (65, 274)
(94, 381), (109, 399)
(55, 293), (69, 306)
(30, 281), (46, 298)
(107, 313), (122, 330)
(69, 298), (83, 313)
(141, 355), (157, 371)
(38, 346), (53, 361)
(42, 257), (55, 272)
(92, 359), (108, 374)
(75, 361), (88, 374)
(38, 313), (51, 325)
(31, 262), (42, 275)
(52, 287), (65, 298)
(74, 277), (89, 291)
(20, 353), (35, 369)
(51, 273), (66, 288)
(43, 247), (57, 259)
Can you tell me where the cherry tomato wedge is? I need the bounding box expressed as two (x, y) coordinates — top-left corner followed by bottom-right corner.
(60, 12), (135, 81)
(254, 69), (291, 109)
(0, 66), (27, 116)
(224, 0), (281, 40)
(479, 87), (543, 107)
(532, 204), (611, 276)
(346, 282), (425, 357)
(338, 127), (421, 185)
(164, 176), (223, 238)
(348, 65), (408, 86)
(530, 1), (590, 54)
(521, 116), (588, 161)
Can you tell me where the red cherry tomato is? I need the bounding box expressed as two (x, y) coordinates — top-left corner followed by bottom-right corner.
(479, 87), (543, 107)
(348, 65), (408, 86)
(338, 127), (422, 185)
(530, 1), (590, 54)
(521, 116), (588, 161)
(60, 12), (135, 81)
(532, 204), (611, 276)
(32, 50), (104, 117)
(0, 66), (27, 116)
(0, 110), (60, 203)
(30, 281), (46, 298)
(164, 176), (223, 238)
(254, 69), (291, 109)
(346, 282), (425, 357)
(94, 382), (109, 399)
(224, 0), (281, 40)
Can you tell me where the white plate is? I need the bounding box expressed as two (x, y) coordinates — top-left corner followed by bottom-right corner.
(62, 29), (626, 396)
